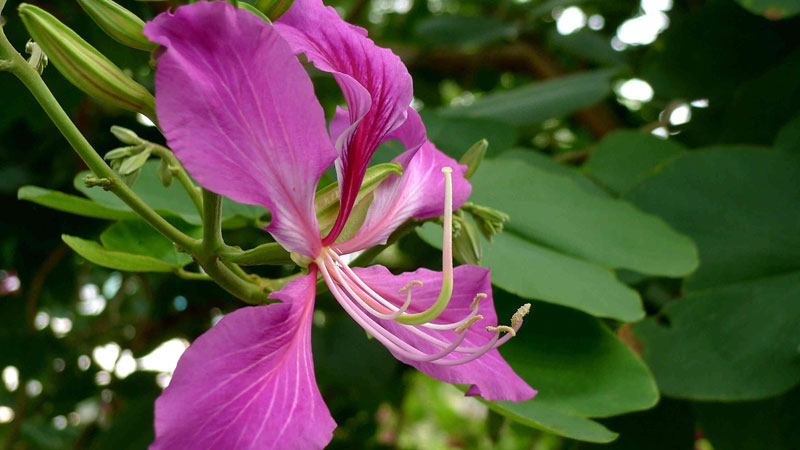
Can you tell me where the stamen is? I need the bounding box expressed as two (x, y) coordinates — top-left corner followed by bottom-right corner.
(454, 315), (484, 333)
(511, 303), (531, 328)
(395, 167), (454, 325)
(486, 325), (516, 336)
(398, 280), (423, 294)
(471, 293), (487, 309)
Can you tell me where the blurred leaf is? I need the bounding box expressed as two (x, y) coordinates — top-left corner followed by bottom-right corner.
(583, 131), (686, 195)
(735, 0), (800, 19)
(576, 399), (695, 450)
(500, 149), (609, 196)
(18, 185), (136, 220)
(547, 29), (626, 66)
(74, 161), (265, 228)
(483, 297), (658, 442)
(626, 147), (800, 291)
(693, 386), (800, 450)
(469, 159), (698, 277)
(415, 15), (517, 48)
(421, 110), (517, 158)
(634, 271), (800, 401)
(775, 113), (800, 153)
(440, 69), (616, 126)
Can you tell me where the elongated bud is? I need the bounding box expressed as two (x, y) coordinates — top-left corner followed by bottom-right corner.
(104, 144), (142, 160)
(76, 0), (157, 51)
(157, 157), (173, 187)
(254, 0), (293, 21)
(18, 4), (156, 117)
(459, 139), (487, 179)
(463, 202), (509, 242)
(110, 125), (143, 145)
(117, 145), (151, 175)
(452, 210), (482, 265)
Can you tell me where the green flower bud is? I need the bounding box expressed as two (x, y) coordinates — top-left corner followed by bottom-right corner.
(452, 210), (482, 265)
(76, 0), (157, 51)
(459, 139), (488, 179)
(254, 0), (294, 21)
(117, 145), (151, 176)
(157, 157), (173, 188)
(463, 202), (509, 242)
(104, 144), (142, 160)
(18, 3), (156, 117)
(110, 125), (143, 145)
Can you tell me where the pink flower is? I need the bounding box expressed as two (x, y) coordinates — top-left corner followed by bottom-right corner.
(144, 2), (535, 448)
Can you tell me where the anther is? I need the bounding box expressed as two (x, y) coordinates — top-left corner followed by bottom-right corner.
(486, 325), (516, 336)
(511, 303), (531, 328)
(455, 315), (484, 333)
(471, 293), (487, 309)
(398, 280), (423, 294)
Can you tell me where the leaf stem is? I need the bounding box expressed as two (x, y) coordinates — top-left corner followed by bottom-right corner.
(0, 27), (197, 251)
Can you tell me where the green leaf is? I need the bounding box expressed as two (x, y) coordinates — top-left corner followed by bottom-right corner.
(500, 149), (609, 197)
(62, 234), (179, 272)
(583, 131), (686, 195)
(17, 185), (136, 220)
(100, 220), (200, 266)
(634, 271), (800, 401)
(414, 15), (517, 48)
(420, 110), (517, 159)
(693, 386), (800, 450)
(626, 147), (800, 291)
(735, 0), (800, 19)
(469, 158), (698, 277)
(439, 69), (616, 126)
(418, 223), (642, 321)
(775, 113), (800, 153)
(484, 297), (658, 442)
(547, 29), (626, 67)
(74, 161), (265, 228)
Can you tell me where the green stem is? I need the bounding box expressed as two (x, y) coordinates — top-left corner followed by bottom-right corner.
(175, 268), (211, 281)
(0, 28), (196, 251)
(150, 143), (203, 214)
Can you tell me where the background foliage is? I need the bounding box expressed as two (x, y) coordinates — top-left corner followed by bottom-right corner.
(1, 0), (799, 448)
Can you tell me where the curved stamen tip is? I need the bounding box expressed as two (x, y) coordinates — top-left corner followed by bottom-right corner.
(511, 303), (532, 328)
(454, 314), (484, 333)
(486, 325), (516, 336)
(398, 280), (423, 294)
(442, 166), (453, 174)
(471, 293), (487, 309)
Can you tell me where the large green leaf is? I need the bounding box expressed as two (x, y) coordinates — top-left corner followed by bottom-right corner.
(693, 386), (800, 450)
(420, 110), (517, 159)
(469, 158), (698, 277)
(626, 147), (800, 291)
(775, 113), (800, 153)
(18, 185), (137, 220)
(736, 0), (800, 19)
(74, 161), (266, 227)
(500, 149), (609, 197)
(635, 271), (800, 401)
(439, 69), (616, 126)
(418, 223), (643, 321)
(414, 15), (517, 48)
(63, 235), (179, 272)
(583, 131), (686, 195)
(485, 296), (658, 442)
(62, 219), (201, 272)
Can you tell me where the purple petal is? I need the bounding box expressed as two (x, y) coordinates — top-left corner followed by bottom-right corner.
(275, 0), (421, 245)
(351, 265), (536, 402)
(144, 2), (336, 257)
(336, 141), (471, 253)
(152, 273), (334, 450)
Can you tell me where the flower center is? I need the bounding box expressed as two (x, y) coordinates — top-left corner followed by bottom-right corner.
(315, 167), (530, 365)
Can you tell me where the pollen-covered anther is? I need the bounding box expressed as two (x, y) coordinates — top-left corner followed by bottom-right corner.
(471, 293), (487, 309)
(511, 303), (531, 328)
(486, 325), (516, 336)
(398, 280), (423, 294)
(454, 315), (484, 333)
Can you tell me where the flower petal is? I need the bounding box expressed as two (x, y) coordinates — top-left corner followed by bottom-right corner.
(350, 265), (536, 402)
(152, 273), (334, 450)
(275, 0), (421, 245)
(336, 141), (471, 253)
(144, 2), (336, 257)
